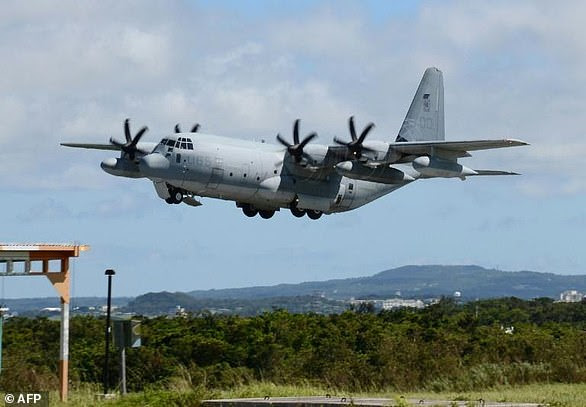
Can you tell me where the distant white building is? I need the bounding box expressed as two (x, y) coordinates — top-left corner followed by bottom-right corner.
(559, 290), (584, 303)
(382, 299), (425, 310)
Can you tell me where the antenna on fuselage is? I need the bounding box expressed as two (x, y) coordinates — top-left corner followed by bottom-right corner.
(174, 123), (200, 133)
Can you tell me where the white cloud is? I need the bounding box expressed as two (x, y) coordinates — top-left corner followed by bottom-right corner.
(0, 0), (585, 198)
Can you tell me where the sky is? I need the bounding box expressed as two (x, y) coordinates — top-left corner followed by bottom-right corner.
(1, 0), (585, 299)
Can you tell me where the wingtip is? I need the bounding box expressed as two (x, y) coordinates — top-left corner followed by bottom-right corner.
(506, 138), (530, 146)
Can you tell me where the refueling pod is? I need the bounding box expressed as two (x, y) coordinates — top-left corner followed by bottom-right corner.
(412, 156), (477, 179)
(335, 161), (415, 184)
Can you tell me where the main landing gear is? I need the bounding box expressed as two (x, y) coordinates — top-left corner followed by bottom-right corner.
(289, 202), (322, 220)
(237, 202), (322, 220)
(241, 204), (275, 219)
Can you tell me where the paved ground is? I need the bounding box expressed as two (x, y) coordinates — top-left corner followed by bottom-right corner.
(203, 396), (543, 407)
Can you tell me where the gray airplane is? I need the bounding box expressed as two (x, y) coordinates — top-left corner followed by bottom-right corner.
(62, 67), (527, 220)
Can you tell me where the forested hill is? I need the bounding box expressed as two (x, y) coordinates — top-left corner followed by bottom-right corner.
(188, 265), (586, 300)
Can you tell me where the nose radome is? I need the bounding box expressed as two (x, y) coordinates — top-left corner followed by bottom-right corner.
(139, 153), (170, 175)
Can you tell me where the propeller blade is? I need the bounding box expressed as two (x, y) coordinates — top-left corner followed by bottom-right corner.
(333, 137), (350, 146)
(124, 119), (132, 143)
(276, 134), (291, 148)
(278, 119), (317, 163)
(175, 124), (181, 133)
(358, 122), (375, 143)
(349, 116), (357, 141)
(130, 126), (148, 147)
(191, 123), (200, 132)
(298, 132), (317, 149)
(109, 138), (124, 148)
(293, 119), (300, 144)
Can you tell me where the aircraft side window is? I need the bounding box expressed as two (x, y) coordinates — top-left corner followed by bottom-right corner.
(181, 142), (187, 149)
(187, 143), (193, 150)
(166, 140), (175, 146)
(349, 183), (354, 191)
(175, 140), (181, 148)
(161, 138), (168, 145)
(176, 154), (181, 163)
(186, 138), (192, 143)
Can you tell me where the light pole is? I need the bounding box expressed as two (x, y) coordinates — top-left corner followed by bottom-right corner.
(103, 269), (115, 395)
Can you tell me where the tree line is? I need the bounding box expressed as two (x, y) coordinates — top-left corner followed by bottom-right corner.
(1, 297), (584, 393)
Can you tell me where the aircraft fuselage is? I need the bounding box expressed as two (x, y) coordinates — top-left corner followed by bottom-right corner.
(138, 134), (403, 215)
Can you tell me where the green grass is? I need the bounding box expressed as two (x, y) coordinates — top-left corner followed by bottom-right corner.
(30, 382), (586, 407)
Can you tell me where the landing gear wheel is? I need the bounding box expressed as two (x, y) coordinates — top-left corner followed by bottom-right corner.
(166, 187), (183, 204)
(259, 210), (275, 219)
(173, 190), (183, 204)
(307, 210), (322, 220)
(290, 206), (306, 218)
(242, 205), (258, 217)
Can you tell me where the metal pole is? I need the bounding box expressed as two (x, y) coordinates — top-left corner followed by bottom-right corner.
(59, 298), (69, 401)
(120, 346), (127, 395)
(0, 311), (3, 373)
(103, 269), (115, 395)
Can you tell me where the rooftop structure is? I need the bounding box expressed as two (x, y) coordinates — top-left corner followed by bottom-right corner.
(0, 243), (89, 402)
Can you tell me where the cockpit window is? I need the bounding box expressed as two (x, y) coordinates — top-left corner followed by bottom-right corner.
(164, 137), (194, 150)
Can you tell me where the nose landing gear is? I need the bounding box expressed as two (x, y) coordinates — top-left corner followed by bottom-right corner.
(165, 187), (183, 204)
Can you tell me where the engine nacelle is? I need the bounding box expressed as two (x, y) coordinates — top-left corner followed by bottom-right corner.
(335, 161), (414, 184)
(101, 158), (143, 178)
(412, 156), (477, 178)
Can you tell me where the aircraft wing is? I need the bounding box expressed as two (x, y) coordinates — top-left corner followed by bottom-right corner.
(389, 139), (528, 157)
(60, 142), (157, 152)
(60, 142), (119, 151)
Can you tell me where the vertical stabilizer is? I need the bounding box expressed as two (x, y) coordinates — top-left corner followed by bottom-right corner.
(396, 67), (445, 142)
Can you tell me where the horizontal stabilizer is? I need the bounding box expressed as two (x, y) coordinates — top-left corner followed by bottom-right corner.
(469, 169), (521, 176)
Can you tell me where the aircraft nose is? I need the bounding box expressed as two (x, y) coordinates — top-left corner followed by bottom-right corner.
(139, 153), (170, 175)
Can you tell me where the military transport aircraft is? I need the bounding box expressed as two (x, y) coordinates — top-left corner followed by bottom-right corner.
(62, 67), (527, 220)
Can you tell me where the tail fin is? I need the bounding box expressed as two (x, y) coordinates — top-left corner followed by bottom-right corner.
(396, 67), (445, 142)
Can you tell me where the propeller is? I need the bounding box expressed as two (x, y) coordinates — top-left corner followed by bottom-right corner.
(174, 123), (201, 133)
(334, 116), (375, 159)
(110, 118), (149, 160)
(276, 119), (317, 163)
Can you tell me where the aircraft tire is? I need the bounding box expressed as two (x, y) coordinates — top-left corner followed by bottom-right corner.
(165, 197), (175, 204)
(290, 206), (305, 218)
(259, 210), (275, 219)
(242, 205), (258, 217)
(307, 210), (322, 220)
(173, 191), (183, 203)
